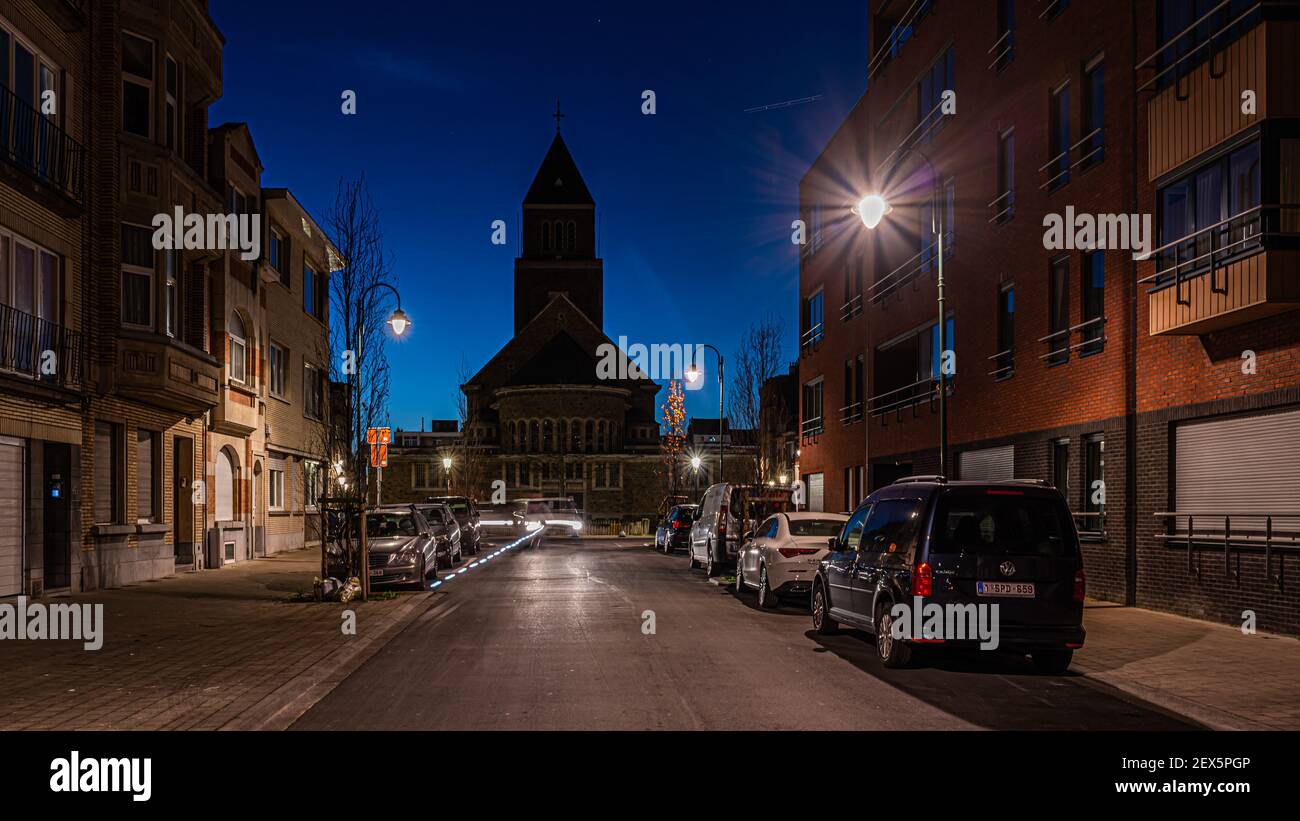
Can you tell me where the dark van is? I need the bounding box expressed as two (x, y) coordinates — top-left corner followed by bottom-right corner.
(810, 476), (1085, 674)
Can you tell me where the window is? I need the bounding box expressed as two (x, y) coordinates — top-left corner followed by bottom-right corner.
(1084, 434), (1105, 533)
(1, 20), (62, 175)
(1155, 1), (1260, 90)
(993, 0), (1015, 70)
(994, 283), (1015, 378)
(1048, 256), (1070, 365)
(303, 461), (320, 510)
(801, 290), (824, 351)
(1053, 439), (1071, 505)
(840, 504), (870, 551)
(929, 317), (955, 380)
(0, 229), (59, 331)
(859, 498), (924, 556)
(541, 221), (552, 252)
(269, 228), (284, 274)
(304, 262), (325, 319)
(841, 355), (864, 423)
(801, 378), (824, 438)
(136, 429), (158, 523)
(917, 48), (953, 139)
(920, 177), (955, 273)
(228, 313), (247, 384)
(842, 260), (863, 318)
(1081, 251), (1105, 354)
(1081, 57), (1104, 169)
(122, 32), (154, 139)
(164, 250), (179, 338)
(164, 55), (179, 152)
(269, 342), (287, 398)
(303, 363), (323, 419)
(1156, 140), (1261, 280)
(593, 462), (620, 489)
(94, 422), (121, 524)
(1047, 82), (1070, 190)
(994, 129), (1015, 222)
(121, 224), (154, 328)
(567, 221), (577, 252)
(269, 465), (285, 510)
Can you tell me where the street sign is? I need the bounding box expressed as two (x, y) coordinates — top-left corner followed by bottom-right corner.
(379, 427), (391, 445)
(366, 427), (378, 445)
(369, 442), (388, 468)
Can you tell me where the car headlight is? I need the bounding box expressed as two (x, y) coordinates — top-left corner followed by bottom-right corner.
(572, 521), (583, 531)
(526, 521), (543, 531)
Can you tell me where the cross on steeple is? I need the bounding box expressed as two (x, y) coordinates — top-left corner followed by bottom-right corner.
(553, 100), (565, 133)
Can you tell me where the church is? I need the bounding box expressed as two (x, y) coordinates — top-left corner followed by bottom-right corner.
(459, 116), (666, 529)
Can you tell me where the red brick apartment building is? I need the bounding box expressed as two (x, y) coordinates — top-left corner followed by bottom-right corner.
(798, 0), (1300, 631)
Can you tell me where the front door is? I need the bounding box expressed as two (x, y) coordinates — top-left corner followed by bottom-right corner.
(42, 442), (71, 589)
(173, 436), (193, 564)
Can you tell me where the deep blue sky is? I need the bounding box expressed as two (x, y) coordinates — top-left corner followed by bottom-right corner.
(210, 0), (867, 430)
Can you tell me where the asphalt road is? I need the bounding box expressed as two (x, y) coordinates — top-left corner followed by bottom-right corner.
(292, 538), (1199, 730)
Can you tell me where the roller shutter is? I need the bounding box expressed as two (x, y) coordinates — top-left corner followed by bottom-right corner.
(959, 445), (1015, 481)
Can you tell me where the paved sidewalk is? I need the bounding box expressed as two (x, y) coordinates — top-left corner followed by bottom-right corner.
(0, 548), (435, 730)
(1077, 601), (1300, 730)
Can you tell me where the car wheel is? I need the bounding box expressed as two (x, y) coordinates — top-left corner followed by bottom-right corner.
(454, 544), (462, 563)
(811, 581), (838, 635)
(1031, 649), (1073, 675)
(757, 565), (778, 610)
(414, 556), (429, 590)
(875, 604), (913, 668)
(436, 548), (450, 570)
(705, 542), (720, 577)
(734, 561), (746, 596)
(688, 545), (700, 570)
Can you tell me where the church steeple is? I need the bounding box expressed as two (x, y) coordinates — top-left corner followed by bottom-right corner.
(523, 132), (594, 206)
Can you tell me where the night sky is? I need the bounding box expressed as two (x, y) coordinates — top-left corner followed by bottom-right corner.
(209, 0), (868, 429)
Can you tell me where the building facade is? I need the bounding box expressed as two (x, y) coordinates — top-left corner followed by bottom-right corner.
(799, 0), (1300, 631)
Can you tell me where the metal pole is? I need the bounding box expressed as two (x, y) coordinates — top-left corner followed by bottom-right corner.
(936, 187), (948, 477)
(359, 508), (369, 602)
(717, 354), (725, 483)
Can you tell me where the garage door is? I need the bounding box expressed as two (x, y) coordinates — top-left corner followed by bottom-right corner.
(805, 472), (824, 512)
(960, 445), (1015, 481)
(0, 438), (24, 597)
(1175, 408), (1300, 524)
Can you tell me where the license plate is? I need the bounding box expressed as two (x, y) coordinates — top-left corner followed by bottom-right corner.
(369, 569), (384, 578)
(977, 581), (1035, 597)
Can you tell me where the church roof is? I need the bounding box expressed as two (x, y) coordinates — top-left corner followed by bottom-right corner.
(503, 331), (604, 387)
(523, 133), (594, 205)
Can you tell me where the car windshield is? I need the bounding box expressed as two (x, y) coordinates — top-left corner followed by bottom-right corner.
(480, 503), (521, 517)
(367, 513), (419, 538)
(730, 488), (792, 524)
(788, 518), (844, 537)
(671, 507), (696, 522)
(440, 499), (471, 515)
(931, 489), (1077, 558)
(418, 507), (445, 524)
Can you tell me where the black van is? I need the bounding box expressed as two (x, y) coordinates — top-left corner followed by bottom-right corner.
(810, 476), (1086, 674)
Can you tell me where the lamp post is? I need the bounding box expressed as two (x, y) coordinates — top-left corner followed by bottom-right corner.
(684, 344), (724, 485)
(351, 281), (410, 500)
(690, 454), (702, 499)
(442, 455), (453, 494)
(853, 149), (949, 476)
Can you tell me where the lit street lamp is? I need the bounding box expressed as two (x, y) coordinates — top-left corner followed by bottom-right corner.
(690, 454), (702, 498)
(352, 282), (410, 499)
(442, 455), (453, 494)
(853, 149), (949, 475)
(684, 343), (724, 485)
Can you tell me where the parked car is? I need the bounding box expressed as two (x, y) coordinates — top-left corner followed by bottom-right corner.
(688, 483), (796, 577)
(426, 495), (481, 554)
(655, 504), (697, 554)
(364, 505), (441, 588)
(414, 501), (464, 569)
(523, 497), (585, 538)
(810, 476), (1086, 673)
(478, 501), (529, 540)
(736, 511), (848, 609)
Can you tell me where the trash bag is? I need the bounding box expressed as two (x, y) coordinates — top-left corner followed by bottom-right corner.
(338, 577), (362, 604)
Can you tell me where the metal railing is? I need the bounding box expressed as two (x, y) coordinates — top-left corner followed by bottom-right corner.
(1139, 204), (1299, 300)
(1038, 315), (1106, 364)
(1038, 0), (1068, 20)
(0, 303), (84, 387)
(800, 415), (824, 439)
(868, 376), (946, 420)
(1038, 127), (1103, 191)
(1073, 510), (1106, 542)
(840, 293), (863, 322)
(987, 189), (1014, 224)
(987, 29), (1014, 71)
(867, 0), (936, 82)
(800, 322), (824, 353)
(986, 348), (1014, 379)
(874, 97), (949, 179)
(0, 84), (86, 205)
(840, 402), (863, 425)
(1156, 510), (1300, 586)
(1136, 0), (1262, 94)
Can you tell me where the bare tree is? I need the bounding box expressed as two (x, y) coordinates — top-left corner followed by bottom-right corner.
(326, 175), (397, 500)
(728, 313), (787, 486)
(454, 354), (489, 500)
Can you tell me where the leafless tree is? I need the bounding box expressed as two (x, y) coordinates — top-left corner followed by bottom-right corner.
(326, 175), (397, 500)
(454, 355), (490, 501)
(728, 313), (787, 486)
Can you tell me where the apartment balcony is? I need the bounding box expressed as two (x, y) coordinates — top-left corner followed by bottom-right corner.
(0, 303), (84, 390)
(868, 377), (950, 424)
(0, 84), (86, 215)
(1144, 206), (1300, 335)
(213, 383), (259, 436)
(800, 323), (824, 356)
(1038, 317), (1108, 363)
(115, 330), (220, 417)
(1139, 3), (1292, 181)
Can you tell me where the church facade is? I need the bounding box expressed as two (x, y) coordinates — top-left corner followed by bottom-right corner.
(459, 126), (666, 528)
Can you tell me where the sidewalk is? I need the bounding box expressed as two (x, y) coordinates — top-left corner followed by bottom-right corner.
(1077, 601), (1300, 730)
(0, 548), (435, 730)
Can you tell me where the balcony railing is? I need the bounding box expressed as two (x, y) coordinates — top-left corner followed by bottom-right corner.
(800, 415), (824, 439)
(840, 402), (863, 425)
(1038, 316), (1107, 365)
(1072, 510), (1106, 543)
(1156, 510), (1300, 587)
(869, 234), (953, 305)
(1140, 204), (1299, 295)
(869, 376), (948, 421)
(0, 303), (83, 387)
(800, 323), (824, 354)
(874, 97), (948, 180)
(0, 84), (86, 206)
(840, 293), (863, 322)
(1038, 127), (1102, 191)
(987, 189), (1014, 224)
(986, 348), (1014, 380)
(1038, 0), (1069, 20)
(867, 0), (936, 82)
(987, 29), (1015, 72)
(1136, 0), (1263, 94)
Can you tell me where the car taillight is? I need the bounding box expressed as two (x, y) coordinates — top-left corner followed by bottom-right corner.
(672, 520), (687, 529)
(913, 561), (933, 597)
(717, 506), (728, 537)
(778, 547), (820, 558)
(1073, 569), (1086, 602)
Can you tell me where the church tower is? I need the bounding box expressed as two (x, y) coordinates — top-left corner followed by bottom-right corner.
(514, 106), (603, 332)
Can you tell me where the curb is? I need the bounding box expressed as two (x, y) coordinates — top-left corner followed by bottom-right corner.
(1070, 658), (1272, 731)
(220, 592), (438, 731)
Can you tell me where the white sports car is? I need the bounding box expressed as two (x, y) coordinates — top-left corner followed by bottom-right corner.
(735, 511), (848, 609)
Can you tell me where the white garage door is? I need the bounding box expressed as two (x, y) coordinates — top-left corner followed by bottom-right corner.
(805, 472), (824, 512)
(0, 438), (24, 597)
(1176, 408), (1300, 525)
(960, 445), (1015, 481)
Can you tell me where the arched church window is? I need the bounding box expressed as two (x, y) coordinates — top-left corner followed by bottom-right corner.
(541, 221), (551, 252)
(543, 419), (553, 452)
(585, 420), (593, 452)
(530, 420), (540, 452)
(567, 221), (577, 251)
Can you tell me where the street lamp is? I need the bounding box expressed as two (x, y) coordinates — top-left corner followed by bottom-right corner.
(442, 455), (453, 494)
(853, 149), (949, 476)
(690, 454), (702, 498)
(352, 281), (410, 499)
(684, 343), (724, 484)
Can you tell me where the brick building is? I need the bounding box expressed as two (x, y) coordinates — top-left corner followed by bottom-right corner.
(799, 1), (1300, 630)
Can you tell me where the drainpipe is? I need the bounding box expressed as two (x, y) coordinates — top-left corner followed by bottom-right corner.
(1125, 0), (1139, 608)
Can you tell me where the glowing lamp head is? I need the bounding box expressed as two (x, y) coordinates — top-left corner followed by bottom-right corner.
(779, 474), (788, 485)
(684, 364), (702, 385)
(690, 456), (702, 470)
(387, 307), (411, 337)
(442, 457), (452, 470)
(853, 194), (892, 230)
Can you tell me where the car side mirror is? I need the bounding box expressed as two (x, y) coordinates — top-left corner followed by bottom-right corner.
(743, 530), (754, 541)
(827, 536), (840, 551)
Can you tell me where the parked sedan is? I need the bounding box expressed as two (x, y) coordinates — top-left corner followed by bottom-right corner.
(365, 505), (440, 589)
(655, 504), (697, 553)
(736, 512), (848, 609)
(415, 502), (464, 569)
(426, 495), (481, 554)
